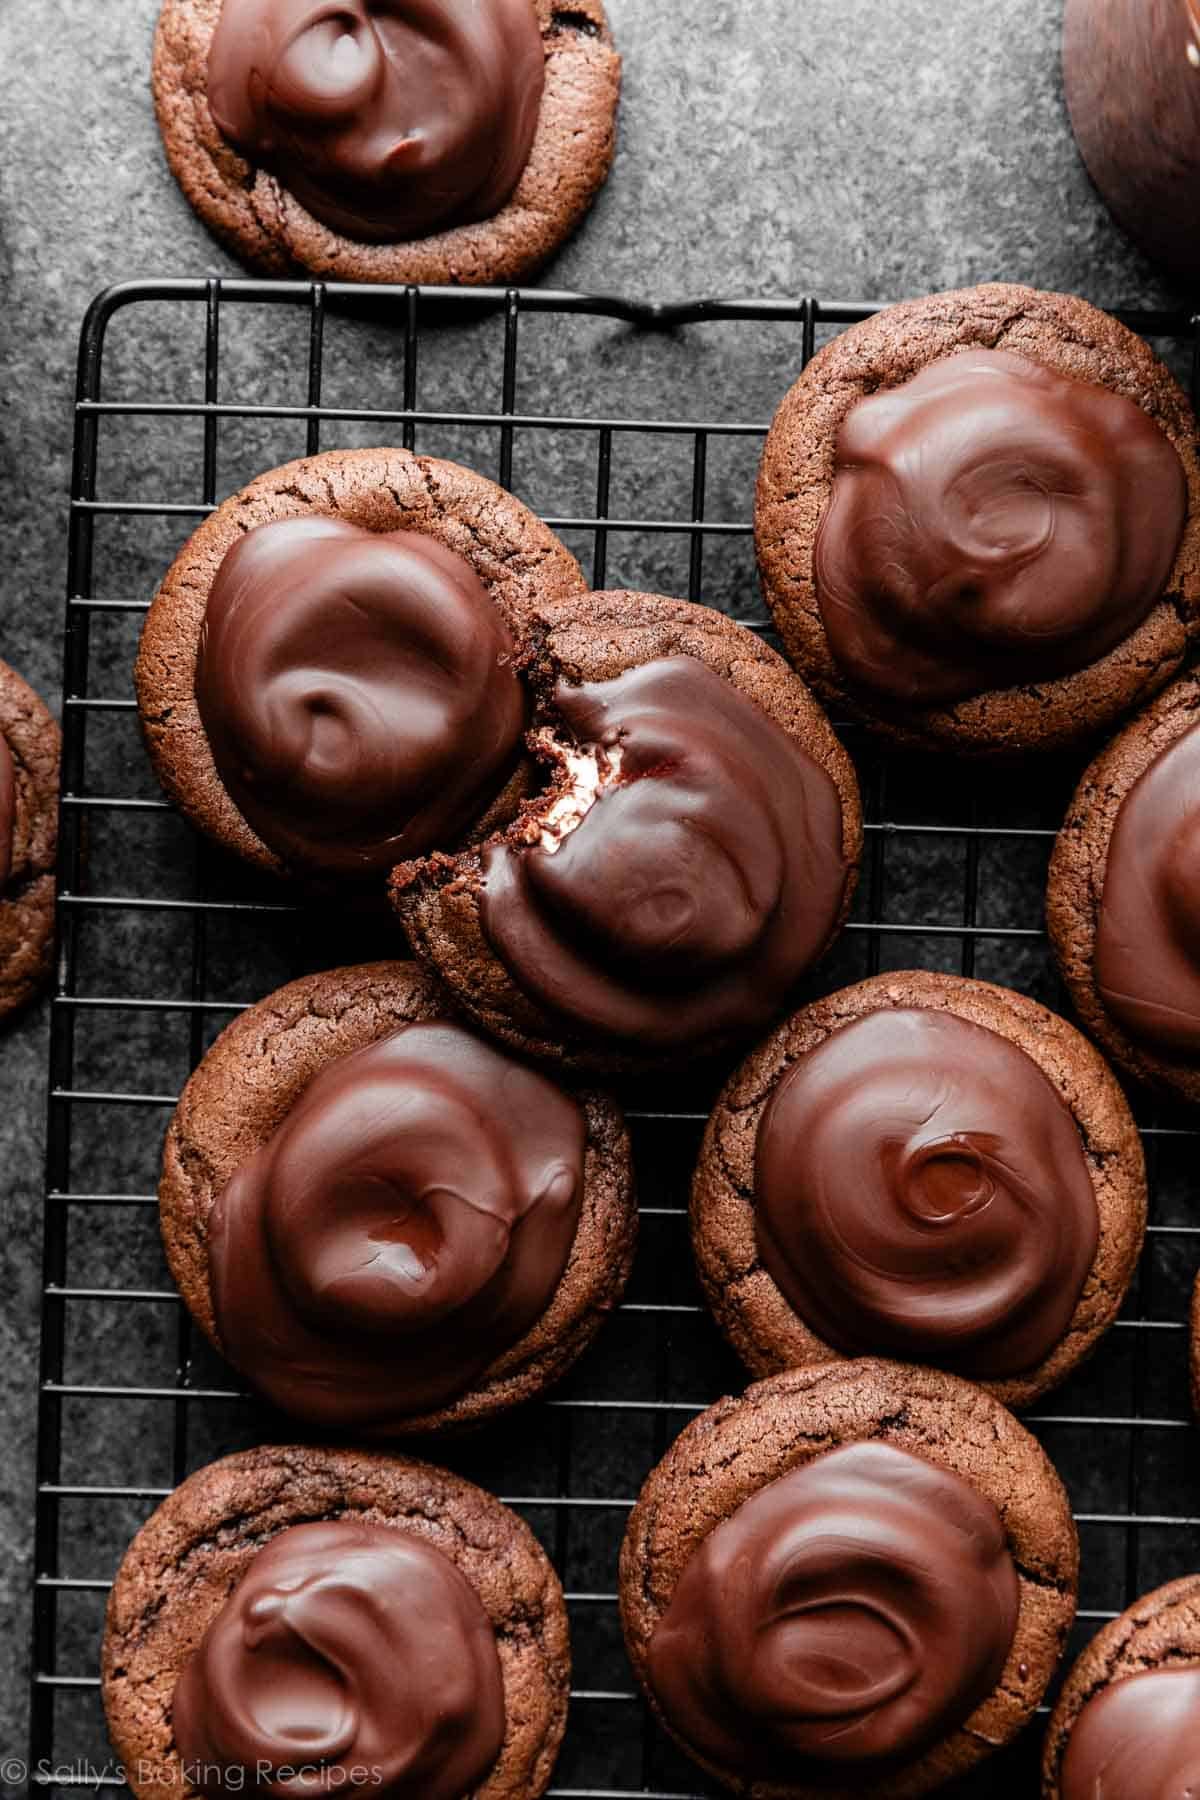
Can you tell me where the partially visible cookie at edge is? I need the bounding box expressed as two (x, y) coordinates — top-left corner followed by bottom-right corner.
(0, 659), (59, 1019)
(1048, 668), (1200, 1105)
(1043, 1576), (1200, 1798)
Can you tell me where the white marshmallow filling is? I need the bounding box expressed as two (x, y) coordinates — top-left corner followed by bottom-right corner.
(536, 741), (624, 853)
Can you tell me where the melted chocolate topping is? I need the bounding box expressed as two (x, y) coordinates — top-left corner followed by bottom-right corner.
(195, 516), (526, 874)
(755, 1009), (1099, 1377)
(1064, 0), (1200, 286)
(173, 1519), (505, 1799)
(1096, 721), (1200, 1054)
(814, 349), (1187, 705)
(208, 1020), (585, 1426)
(647, 1441), (1019, 1781)
(1061, 1666), (1200, 1800)
(207, 0), (545, 241)
(0, 734), (14, 889)
(478, 656), (849, 1052)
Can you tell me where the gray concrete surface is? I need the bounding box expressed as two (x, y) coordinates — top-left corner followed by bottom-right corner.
(0, 0), (1187, 1784)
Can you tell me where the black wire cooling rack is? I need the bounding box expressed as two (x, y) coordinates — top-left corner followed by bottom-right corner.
(27, 278), (1200, 1797)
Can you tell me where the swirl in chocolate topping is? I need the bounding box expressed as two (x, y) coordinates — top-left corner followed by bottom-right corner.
(755, 1009), (1098, 1378)
(813, 349), (1187, 706)
(207, 1020), (585, 1426)
(1095, 722), (1200, 1055)
(195, 516), (526, 874)
(1060, 1666), (1200, 1800)
(0, 734), (15, 890)
(206, 0), (545, 241)
(479, 656), (849, 1051)
(647, 1441), (1019, 1780)
(173, 1519), (505, 1799)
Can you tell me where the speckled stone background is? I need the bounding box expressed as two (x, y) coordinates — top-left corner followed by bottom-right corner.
(0, 0), (1190, 1784)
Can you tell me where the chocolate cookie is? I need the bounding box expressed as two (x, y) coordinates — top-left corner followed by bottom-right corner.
(756, 283), (1200, 755)
(390, 591), (862, 1074)
(1047, 668), (1200, 1104)
(153, 0), (620, 283)
(692, 972), (1146, 1410)
(134, 447), (587, 882)
(102, 1443), (569, 1800)
(0, 659), (59, 1019)
(159, 960), (636, 1433)
(620, 1360), (1078, 1799)
(1043, 1576), (1200, 1798)
(1064, 0), (1200, 288)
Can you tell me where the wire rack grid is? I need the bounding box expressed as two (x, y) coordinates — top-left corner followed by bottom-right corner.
(26, 277), (1200, 1798)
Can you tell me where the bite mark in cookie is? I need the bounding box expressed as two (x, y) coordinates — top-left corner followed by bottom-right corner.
(391, 592), (862, 1073)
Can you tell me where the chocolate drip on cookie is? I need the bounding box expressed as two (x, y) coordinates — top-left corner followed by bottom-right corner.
(207, 1020), (585, 1425)
(173, 1519), (505, 1799)
(646, 1441), (1019, 1781)
(754, 1008), (1099, 1378)
(813, 349), (1186, 705)
(195, 516), (526, 874)
(207, 0), (545, 241)
(477, 655), (850, 1050)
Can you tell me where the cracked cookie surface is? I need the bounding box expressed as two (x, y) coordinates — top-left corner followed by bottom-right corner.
(755, 282), (1200, 755)
(1043, 1576), (1200, 1798)
(390, 591), (863, 1074)
(102, 1443), (570, 1800)
(620, 1359), (1078, 1799)
(159, 959), (636, 1432)
(0, 658), (59, 1020)
(134, 446), (587, 881)
(691, 971), (1146, 1410)
(1049, 667), (1200, 1106)
(152, 0), (620, 283)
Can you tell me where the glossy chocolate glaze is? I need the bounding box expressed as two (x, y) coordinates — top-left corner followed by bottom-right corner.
(814, 349), (1186, 705)
(647, 1441), (1019, 1781)
(207, 0), (545, 241)
(208, 1020), (585, 1426)
(1096, 720), (1200, 1054)
(755, 1009), (1099, 1377)
(1064, 0), (1200, 285)
(479, 656), (849, 1052)
(1061, 1666), (1200, 1799)
(195, 516), (526, 875)
(0, 734), (14, 888)
(173, 1519), (505, 1798)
